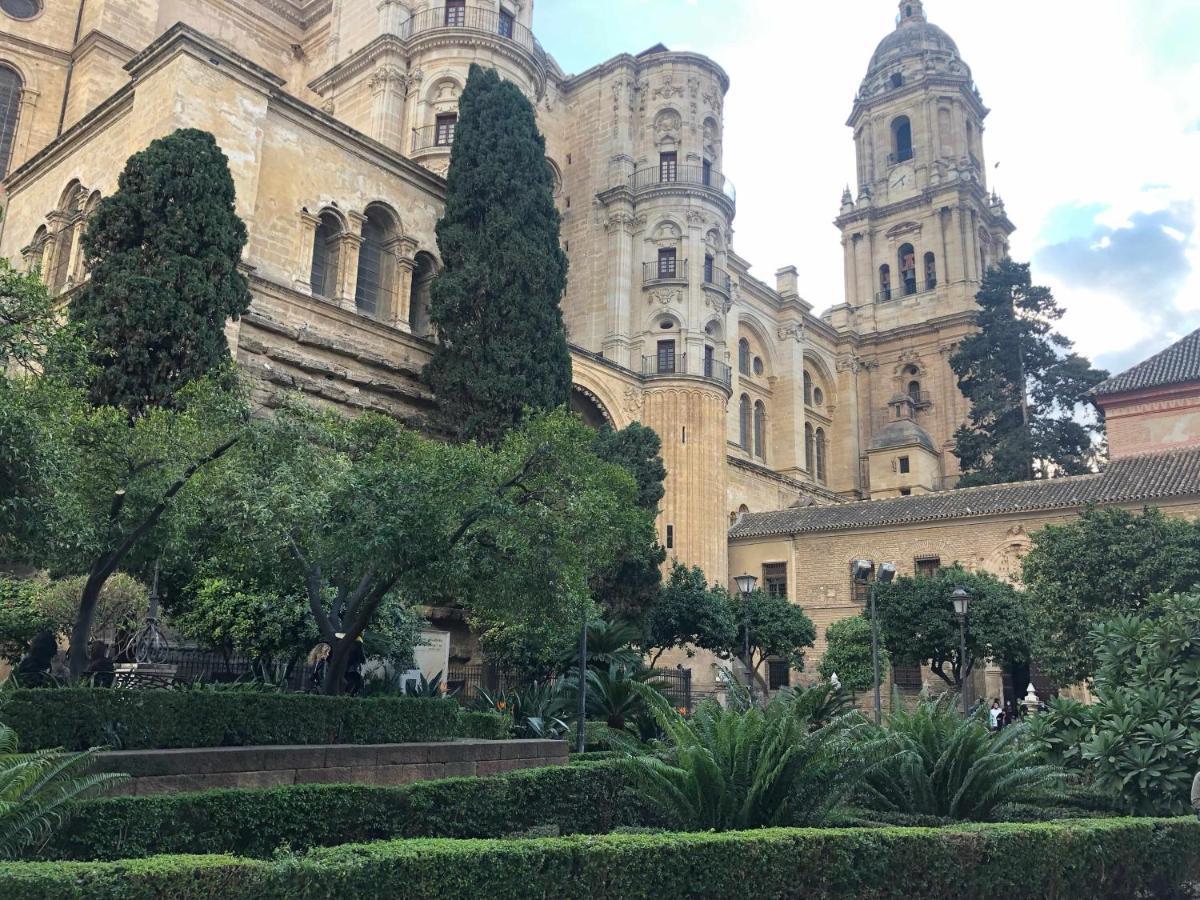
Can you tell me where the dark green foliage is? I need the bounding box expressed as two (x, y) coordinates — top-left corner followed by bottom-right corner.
(859, 693), (1066, 821)
(424, 66), (570, 444)
(455, 711), (512, 740)
(0, 576), (55, 664)
(641, 563), (737, 668)
(69, 129), (251, 417)
(1030, 593), (1200, 816)
(873, 564), (1028, 688)
(1022, 505), (1200, 686)
(950, 259), (1107, 486)
(817, 615), (888, 695)
(14, 819), (1200, 899)
(0, 257), (56, 373)
(591, 423), (666, 512)
(41, 761), (655, 860)
(735, 588), (816, 690)
(0, 689), (460, 751)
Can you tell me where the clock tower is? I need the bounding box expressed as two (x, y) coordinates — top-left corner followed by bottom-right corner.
(830, 0), (1015, 489)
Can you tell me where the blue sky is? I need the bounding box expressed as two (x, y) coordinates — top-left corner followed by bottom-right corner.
(533, 0), (1200, 376)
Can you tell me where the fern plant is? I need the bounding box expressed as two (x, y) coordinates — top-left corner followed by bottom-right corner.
(0, 724), (126, 857)
(859, 692), (1065, 821)
(623, 684), (876, 830)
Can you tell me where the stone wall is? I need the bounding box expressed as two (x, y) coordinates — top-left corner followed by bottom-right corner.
(95, 739), (568, 796)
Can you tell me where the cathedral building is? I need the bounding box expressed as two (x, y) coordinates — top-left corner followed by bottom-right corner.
(2, 0), (1195, 694)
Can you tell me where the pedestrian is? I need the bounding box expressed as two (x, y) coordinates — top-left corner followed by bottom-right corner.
(1004, 699), (1018, 726)
(307, 641), (330, 692)
(1192, 769), (1200, 822)
(15, 630), (57, 687)
(85, 641), (115, 688)
(989, 699), (1002, 730)
(344, 635), (366, 696)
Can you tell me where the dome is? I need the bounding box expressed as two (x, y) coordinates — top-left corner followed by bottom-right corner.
(869, 418), (937, 454)
(868, 20), (959, 73)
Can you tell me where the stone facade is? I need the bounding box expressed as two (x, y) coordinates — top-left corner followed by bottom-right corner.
(0, 1), (1119, 691)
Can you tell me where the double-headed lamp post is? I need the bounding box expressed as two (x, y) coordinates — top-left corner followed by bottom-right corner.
(850, 559), (896, 726)
(734, 573), (758, 704)
(951, 586), (972, 717)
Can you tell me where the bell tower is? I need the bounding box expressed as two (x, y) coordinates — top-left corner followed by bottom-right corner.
(831, 1), (1015, 489)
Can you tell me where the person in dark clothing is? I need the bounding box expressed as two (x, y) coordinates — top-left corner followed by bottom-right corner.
(15, 630), (57, 687)
(307, 642), (330, 692)
(344, 636), (366, 696)
(85, 641), (115, 688)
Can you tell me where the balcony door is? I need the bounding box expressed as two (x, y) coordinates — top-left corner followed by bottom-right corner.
(656, 340), (677, 375)
(659, 151), (678, 183)
(445, 0), (466, 26)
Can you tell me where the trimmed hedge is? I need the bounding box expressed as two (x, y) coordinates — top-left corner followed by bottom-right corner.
(456, 710), (512, 740)
(43, 761), (658, 860)
(1, 689), (461, 751)
(8, 819), (1199, 899)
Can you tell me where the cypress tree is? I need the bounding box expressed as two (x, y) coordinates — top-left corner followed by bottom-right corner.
(70, 128), (251, 417)
(424, 65), (571, 444)
(949, 259), (1107, 485)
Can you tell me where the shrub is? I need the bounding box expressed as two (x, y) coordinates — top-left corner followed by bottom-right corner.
(859, 692), (1065, 821)
(0, 689), (461, 751)
(456, 710), (511, 740)
(6, 819), (1199, 899)
(41, 761), (656, 861)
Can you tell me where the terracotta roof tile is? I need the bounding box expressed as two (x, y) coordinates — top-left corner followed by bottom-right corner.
(1093, 327), (1200, 396)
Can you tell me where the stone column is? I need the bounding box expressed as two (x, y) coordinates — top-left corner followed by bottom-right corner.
(391, 236), (419, 330)
(337, 211), (367, 312)
(684, 209), (707, 370)
(601, 202), (637, 363)
(369, 65), (407, 153)
(65, 218), (87, 289)
(778, 323), (806, 474)
(295, 210), (320, 294)
(13, 87), (38, 170)
(377, 0), (408, 34)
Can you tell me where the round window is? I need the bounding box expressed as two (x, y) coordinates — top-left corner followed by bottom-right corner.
(753, 357), (764, 376)
(0, 0), (40, 20)
(813, 387), (824, 405)
(659, 320), (673, 330)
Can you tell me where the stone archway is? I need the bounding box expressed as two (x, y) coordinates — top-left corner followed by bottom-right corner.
(570, 385), (613, 429)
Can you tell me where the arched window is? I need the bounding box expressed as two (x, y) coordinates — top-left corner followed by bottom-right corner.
(753, 401), (766, 460)
(409, 251), (437, 337)
(0, 64), (21, 178)
(738, 338), (750, 376)
(815, 428), (827, 484)
(803, 370), (813, 405)
(898, 243), (916, 295)
(49, 182), (85, 295)
(805, 423), (815, 474)
(878, 264), (891, 301)
(891, 116), (913, 163)
(355, 206), (397, 318)
(739, 394), (751, 450)
(908, 380), (922, 404)
(309, 212), (342, 298)
(923, 251), (936, 290)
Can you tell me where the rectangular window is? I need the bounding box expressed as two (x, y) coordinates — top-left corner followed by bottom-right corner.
(704, 254), (714, 284)
(666, 524), (674, 549)
(434, 113), (457, 146)
(657, 247), (677, 279)
(915, 556), (941, 577)
(656, 339), (676, 374)
(898, 456), (910, 474)
(702, 158), (712, 186)
(703, 344), (714, 378)
(445, 0), (466, 26)
(851, 572), (872, 605)
(659, 151), (678, 182)
(899, 488), (912, 496)
(762, 562), (787, 599)
(892, 663), (923, 691)
(768, 659), (791, 690)
(498, 8), (515, 37)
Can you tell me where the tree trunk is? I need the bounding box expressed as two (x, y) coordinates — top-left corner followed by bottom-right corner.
(322, 635), (353, 695)
(67, 570), (109, 680)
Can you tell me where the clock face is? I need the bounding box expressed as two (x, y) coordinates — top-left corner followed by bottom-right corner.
(888, 163), (917, 200)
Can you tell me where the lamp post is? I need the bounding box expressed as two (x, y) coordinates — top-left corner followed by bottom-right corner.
(734, 573), (758, 705)
(851, 559), (895, 725)
(575, 615), (588, 754)
(951, 586), (972, 717)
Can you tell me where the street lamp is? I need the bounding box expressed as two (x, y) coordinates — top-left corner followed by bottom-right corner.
(951, 586), (972, 717)
(734, 573), (758, 704)
(851, 559), (895, 725)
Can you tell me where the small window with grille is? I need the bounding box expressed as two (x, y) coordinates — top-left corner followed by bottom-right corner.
(915, 556), (941, 577)
(768, 659), (791, 690)
(892, 663), (923, 691)
(763, 562), (787, 599)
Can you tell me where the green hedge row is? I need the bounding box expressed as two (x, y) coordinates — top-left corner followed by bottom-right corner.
(44, 761), (658, 860)
(10, 819), (1199, 899)
(1, 689), (464, 750)
(456, 710), (512, 740)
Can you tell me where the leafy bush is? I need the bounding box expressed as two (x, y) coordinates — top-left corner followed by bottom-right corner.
(0, 724), (126, 858)
(472, 681), (571, 739)
(817, 615), (887, 695)
(859, 692), (1065, 821)
(0, 689), (461, 751)
(8, 819), (1200, 899)
(625, 685), (874, 830)
(1030, 592), (1200, 815)
(456, 710), (511, 740)
(42, 761), (655, 861)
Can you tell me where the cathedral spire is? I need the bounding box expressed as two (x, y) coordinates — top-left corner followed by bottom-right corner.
(897, 1), (927, 26)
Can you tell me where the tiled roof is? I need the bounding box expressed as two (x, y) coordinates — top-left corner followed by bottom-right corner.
(728, 446), (1200, 539)
(1093, 327), (1200, 397)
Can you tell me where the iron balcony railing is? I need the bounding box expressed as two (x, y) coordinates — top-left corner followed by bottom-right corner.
(641, 353), (732, 387)
(905, 390), (932, 408)
(875, 279), (937, 302)
(628, 164), (736, 204)
(643, 258), (687, 283)
(411, 124), (454, 153)
(704, 265), (732, 293)
(399, 7), (548, 71)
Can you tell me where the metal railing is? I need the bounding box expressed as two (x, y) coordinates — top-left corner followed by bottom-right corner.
(399, 7), (548, 72)
(653, 667), (693, 714)
(704, 265), (732, 293)
(643, 258), (687, 283)
(641, 353), (732, 387)
(445, 663), (522, 702)
(875, 279), (937, 302)
(411, 124), (454, 153)
(906, 390), (932, 408)
(628, 164), (736, 203)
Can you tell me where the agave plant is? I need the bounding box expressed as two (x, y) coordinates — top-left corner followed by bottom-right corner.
(859, 692), (1066, 821)
(623, 684), (877, 831)
(0, 724), (126, 857)
(403, 670), (457, 698)
(474, 681), (570, 739)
